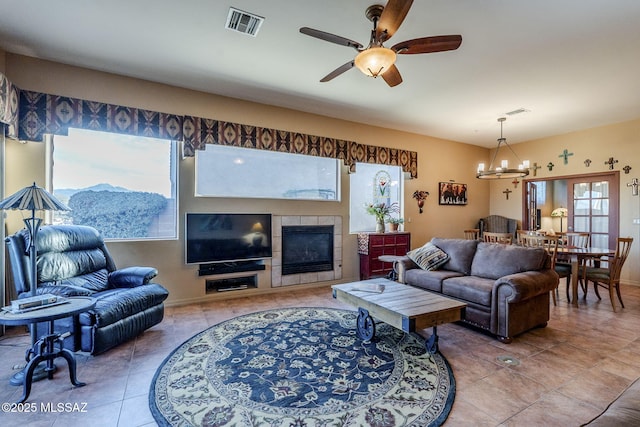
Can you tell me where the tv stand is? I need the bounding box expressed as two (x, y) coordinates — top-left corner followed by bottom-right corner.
(198, 260), (265, 276)
(205, 275), (257, 293)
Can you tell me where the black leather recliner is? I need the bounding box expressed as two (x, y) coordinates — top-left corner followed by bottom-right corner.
(5, 224), (169, 355)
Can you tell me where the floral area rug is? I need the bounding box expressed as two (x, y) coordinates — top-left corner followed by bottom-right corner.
(149, 307), (455, 426)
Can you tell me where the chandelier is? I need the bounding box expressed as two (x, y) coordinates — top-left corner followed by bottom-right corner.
(476, 117), (530, 179)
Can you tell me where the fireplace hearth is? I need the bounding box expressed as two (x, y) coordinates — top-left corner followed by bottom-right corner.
(282, 225), (334, 275)
(271, 215), (342, 287)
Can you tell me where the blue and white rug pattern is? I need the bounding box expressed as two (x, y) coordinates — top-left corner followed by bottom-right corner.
(150, 307), (455, 426)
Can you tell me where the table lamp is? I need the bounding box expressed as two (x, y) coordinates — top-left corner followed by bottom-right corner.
(551, 207), (568, 233)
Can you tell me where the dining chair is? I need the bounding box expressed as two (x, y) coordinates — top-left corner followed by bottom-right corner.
(563, 232), (590, 248)
(555, 232), (590, 300)
(521, 234), (560, 305)
(581, 237), (633, 312)
(483, 231), (513, 244)
(463, 229), (480, 240)
(516, 230), (528, 245)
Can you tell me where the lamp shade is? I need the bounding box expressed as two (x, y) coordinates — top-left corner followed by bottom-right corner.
(354, 47), (396, 77)
(551, 207), (568, 217)
(0, 182), (69, 212)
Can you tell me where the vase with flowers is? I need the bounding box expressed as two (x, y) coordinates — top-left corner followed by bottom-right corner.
(365, 202), (399, 233)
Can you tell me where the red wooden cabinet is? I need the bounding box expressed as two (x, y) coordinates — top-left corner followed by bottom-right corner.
(357, 232), (411, 280)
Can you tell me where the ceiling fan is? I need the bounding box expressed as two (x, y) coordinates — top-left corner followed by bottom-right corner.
(299, 0), (462, 87)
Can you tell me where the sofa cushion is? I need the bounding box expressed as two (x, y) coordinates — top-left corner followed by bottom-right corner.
(29, 285), (93, 297)
(407, 242), (449, 271)
(39, 269), (110, 293)
(471, 242), (547, 280)
(36, 224), (104, 254)
(442, 275), (495, 307)
(405, 269), (464, 293)
(79, 283), (169, 327)
(431, 238), (478, 275)
(38, 249), (109, 283)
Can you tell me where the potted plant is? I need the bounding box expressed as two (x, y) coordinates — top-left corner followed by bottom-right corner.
(387, 217), (404, 231)
(365, 202), (399, 233)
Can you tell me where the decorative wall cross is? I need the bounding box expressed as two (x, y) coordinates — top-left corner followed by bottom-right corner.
(503, 188), (512, 200)
(512, 178), (519, 188)
(623, 165), (632, 174)
(604, 157), (619, 170)
(584, 159), (592, 167)
(558, 149), (574, 165)
(547, 162), (554, 171)
(531, 162), (542, 176)
(628, 178), (639, 196)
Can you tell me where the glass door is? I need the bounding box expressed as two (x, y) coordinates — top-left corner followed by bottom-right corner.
(526, 181), (538, 230)
(522, 172), (619, 249)
(567, 175), (619, 249)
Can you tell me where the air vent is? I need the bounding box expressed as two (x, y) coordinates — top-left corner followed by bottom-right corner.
(225, 7), (264, 37)
(505, 108), (530, 116)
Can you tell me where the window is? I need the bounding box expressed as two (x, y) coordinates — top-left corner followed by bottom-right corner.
(195, 145), (340, 200)
(349, 162), (403, 233)
(535, 181), (546, 206)
(48, 128), (178, 241)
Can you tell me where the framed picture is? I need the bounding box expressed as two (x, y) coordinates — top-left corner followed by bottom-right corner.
(439, 182), (468, 205)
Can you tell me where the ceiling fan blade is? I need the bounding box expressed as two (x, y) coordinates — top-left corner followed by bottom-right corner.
(300, 27), (363, 51)
(376, 0), (413, 42)
(381, 64), (403, 87)
(320, 61), (355, 82)
(392, 35), (462, 54)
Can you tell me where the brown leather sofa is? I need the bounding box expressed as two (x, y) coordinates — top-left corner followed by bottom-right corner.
(582, 377), (640, 426)
(396, 238), (558, 343)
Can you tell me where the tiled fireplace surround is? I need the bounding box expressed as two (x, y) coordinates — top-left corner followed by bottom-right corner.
(271, 215), (342, 287)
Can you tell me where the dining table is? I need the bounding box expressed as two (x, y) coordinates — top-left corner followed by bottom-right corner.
(555, 246), (615, 306)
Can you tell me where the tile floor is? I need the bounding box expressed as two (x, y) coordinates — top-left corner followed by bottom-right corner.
(1, 280), (639, 426)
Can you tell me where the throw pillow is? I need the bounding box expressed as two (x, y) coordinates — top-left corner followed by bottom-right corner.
(407, 242), (449, 271)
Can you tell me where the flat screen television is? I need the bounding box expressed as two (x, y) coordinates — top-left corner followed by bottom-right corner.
(185, 213), (272, 264)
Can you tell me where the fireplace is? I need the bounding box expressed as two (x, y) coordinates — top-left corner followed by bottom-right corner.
(282, 225), (334, 275)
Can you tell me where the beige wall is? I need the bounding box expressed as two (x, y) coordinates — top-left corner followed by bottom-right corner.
(487, 119), (640, 285)
(5, 52), (637, 297)
(3, 53), (490, 305)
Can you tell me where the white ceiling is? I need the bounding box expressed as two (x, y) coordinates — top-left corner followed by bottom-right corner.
(1, 0), (639, 147)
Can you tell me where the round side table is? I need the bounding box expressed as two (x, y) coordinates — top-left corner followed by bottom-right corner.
(0, 296), (96, 403)
(378, 254), (406, 281)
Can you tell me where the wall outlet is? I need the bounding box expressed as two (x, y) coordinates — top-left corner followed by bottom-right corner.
(633, 218), (640, 225)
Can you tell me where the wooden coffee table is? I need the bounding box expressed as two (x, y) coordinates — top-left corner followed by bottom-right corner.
(332, 278), (466, 353)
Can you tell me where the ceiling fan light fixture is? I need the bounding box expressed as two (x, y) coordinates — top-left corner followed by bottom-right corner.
(300, 1), (461, 86)
(354, 47), (396, 78)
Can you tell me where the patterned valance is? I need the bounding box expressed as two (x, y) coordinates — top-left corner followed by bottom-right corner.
(182, 117), (418, 177)
(18, 90), (183, 142)
(0, 73), (19, 138)
(0, 72), (418, 177)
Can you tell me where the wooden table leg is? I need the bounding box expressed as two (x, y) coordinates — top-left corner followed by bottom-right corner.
(571, 259), (579, 307)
